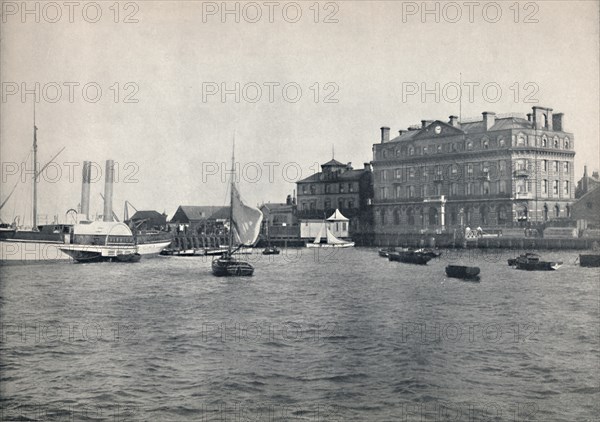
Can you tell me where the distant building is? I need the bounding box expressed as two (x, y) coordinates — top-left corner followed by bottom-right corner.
(296, 159), (374, 237)
(127, 210), (167, 230)
(259, 195), (299, 242)
(372, 106), (575, 238)
(571, 186), (600, 230)
(575, 165), (600, 198)
(169, 205), (229, 235)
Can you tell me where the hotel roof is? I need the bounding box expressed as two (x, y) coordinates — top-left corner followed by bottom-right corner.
(387, 117), (535, 143)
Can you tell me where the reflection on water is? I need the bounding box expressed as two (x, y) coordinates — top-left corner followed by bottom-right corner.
(1, 248), (598, 421)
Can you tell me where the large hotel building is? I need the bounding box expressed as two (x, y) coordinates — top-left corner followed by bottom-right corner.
(372, 106), (575, 235)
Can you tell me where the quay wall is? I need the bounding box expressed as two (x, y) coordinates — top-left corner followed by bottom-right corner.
(366, 232), (599, 250)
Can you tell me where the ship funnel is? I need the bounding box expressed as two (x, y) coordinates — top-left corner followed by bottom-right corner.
(103, 160), (115, 222)
(80, 161), (91, 220)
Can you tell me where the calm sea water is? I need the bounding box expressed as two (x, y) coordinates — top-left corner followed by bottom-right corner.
(1, 248), (598, 421)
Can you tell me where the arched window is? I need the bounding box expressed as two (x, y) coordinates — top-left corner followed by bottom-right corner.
(498, 137), (505, 147)
(517, 134), (526, 146)
(553, 137), (559, 148)
(554, 205), (560, 218)
(428, 207), (439, 226)
(564, 137), (570, 149)
(408, 146), (414, 156)
(465, 206), (473, 225)
(480, 205), (489, 225)
(497, 205), (508, 224)
(543, 204), (548, 221)
(449, 208), (457, 225)
(467, 141), (473, 150)
(393, 209), (401, 225)
(407, 208), (415, 225)
(482, 138), (489, 149)
(541, 136), (547, 147)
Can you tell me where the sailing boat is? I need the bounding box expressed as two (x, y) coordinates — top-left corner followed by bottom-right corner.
(306, 222), (355, 248)
(211, 138), (264, 276)
(0, 109), (72, 264)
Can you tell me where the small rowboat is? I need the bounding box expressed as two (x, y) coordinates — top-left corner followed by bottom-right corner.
(445, 265), (480, 281)
(579, 254), (600, 267)
(378, 248), (395, 258)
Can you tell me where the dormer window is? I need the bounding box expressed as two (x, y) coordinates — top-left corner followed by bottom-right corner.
(466, 141), (473, 150)
(482, 138), (489, 149)
(498, 137), (505, 147)
(408, 146), (414, 156)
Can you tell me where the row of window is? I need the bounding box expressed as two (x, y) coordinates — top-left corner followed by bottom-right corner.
(376, 203), (570, 226)
(377, 205), (510, 226)
(377, 179), (570, 200)
(300, 182), (357, 195)
(300, 199), (355, 211)
(380, 134), (570, 159)
(378, 159), (571, 183)
(378, 181), (501, 199)
(541, 180), (570, 196)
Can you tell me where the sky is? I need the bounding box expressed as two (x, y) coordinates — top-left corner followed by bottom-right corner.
(1, 0), (598, 225)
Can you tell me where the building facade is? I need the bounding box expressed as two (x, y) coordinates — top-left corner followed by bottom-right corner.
(169, 205), (230, 235)
(259, 195), (300, 242)
(296, 159), (374, 236)
(372, 106), (575, 236)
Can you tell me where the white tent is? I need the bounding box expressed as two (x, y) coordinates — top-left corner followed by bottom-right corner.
(327, 209), (349, 221)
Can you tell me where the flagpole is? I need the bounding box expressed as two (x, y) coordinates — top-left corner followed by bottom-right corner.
(33, 102), (38, 230)
(459, 72), (462, 123)
(228, 131), (235, 254)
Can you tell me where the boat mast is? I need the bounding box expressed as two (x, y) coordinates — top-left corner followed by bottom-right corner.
(228, 132), (235, 254)
(32, 103), (38, 230)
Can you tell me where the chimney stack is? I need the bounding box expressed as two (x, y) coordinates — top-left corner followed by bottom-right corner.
(364, 162), (372, 172)
(532, 106), (552, 130)
(380, 127), (390, 143)
(552, 113), (564, 132)
(449, 115), (459, 127)
(527, 113), (533, 122)
(80, 161), (91, 220)
(103, 160), (115, 222)
(421, 120), (433, 129)
(482, 112), (496, 131)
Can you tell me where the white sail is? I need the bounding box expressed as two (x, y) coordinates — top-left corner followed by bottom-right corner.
(231, 185), (263, 246)
(326, 228), (347, 244)
(313, 223), (325, 244)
